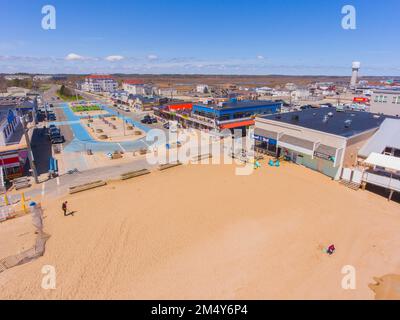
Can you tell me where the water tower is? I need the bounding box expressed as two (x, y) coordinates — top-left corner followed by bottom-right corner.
(350, 61), (360, 87)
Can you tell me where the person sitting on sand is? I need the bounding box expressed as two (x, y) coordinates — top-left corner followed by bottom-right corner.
(327, 244), (336, 255)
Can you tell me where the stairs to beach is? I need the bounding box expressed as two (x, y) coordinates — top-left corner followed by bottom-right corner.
(339, 179), (361, 191)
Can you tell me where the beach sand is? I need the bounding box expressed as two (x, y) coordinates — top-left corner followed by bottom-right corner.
(0, 161), (399, 299)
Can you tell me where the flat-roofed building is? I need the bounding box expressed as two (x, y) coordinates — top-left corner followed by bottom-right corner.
(122, 80), (154, 96)
(255, 108), (388, 180)
(370, 89), (400, 116)
(81, 75), (118, 93)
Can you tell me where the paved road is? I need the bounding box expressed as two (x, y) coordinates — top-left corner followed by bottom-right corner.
(3, 86), (218, 206)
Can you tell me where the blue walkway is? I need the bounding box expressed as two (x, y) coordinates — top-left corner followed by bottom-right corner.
(100, 104), (151, 133)
(55, 103), (152, 153)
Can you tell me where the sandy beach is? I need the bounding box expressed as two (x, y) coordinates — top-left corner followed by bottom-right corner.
(0, 161), (399, 299)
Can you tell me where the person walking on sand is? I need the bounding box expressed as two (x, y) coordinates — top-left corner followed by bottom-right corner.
(62, 201), (68, 216)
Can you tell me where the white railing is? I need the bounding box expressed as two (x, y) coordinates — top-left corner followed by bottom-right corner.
(364, 171), (400, 192)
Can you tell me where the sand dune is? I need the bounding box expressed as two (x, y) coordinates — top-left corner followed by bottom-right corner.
(0, 162), (399, 299)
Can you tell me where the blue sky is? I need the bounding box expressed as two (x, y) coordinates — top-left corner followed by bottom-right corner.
(0, 0), (399, 75)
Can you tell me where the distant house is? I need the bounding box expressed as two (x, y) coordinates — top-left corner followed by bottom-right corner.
(157, 88), (177, 98)
(4, 75), (31, 81)
(33, 75), (53, 81)
(255, 87), (273, 95)
(196, 84), (209, 94)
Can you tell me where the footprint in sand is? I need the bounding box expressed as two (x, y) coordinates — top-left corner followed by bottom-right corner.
(369, 274), (400, 300)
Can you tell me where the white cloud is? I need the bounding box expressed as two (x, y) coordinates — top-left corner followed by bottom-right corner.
(105, 55), (124, 62)
(147, 54), (158, 61)
(65, 53), (86, 61)
(257, 55), (265, 60)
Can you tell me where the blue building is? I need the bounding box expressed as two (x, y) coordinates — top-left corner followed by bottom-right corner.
(154, 99), (282, 132)
(192, 99), (281, 122)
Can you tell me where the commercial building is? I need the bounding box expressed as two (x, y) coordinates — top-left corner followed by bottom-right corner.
(254, 108), (388, 180)
(81, 75), (118, 93)
(122, 80), (154, 96)
(154, 99), (281, 132)
(370, 89), (400, 116)
(158, 88), (178, 98)
(0, 108), (28, 181)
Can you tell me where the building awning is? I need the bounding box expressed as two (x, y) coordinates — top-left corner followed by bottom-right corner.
(315, 144), (337, 157)
(254, 128), (278, 140)
(365, 152), (400, 172)
(278, 134), (315, 156)
(220, 120), (254, 129)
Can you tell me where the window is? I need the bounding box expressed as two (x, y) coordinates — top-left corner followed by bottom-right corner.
(384, 147), (393, 155)
(392, 96), (400, 104)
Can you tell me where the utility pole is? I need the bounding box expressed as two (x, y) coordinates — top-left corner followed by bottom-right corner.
(21, 115), (39, 184)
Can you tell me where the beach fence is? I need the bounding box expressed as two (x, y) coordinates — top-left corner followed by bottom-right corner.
(0, 233), (50, 274)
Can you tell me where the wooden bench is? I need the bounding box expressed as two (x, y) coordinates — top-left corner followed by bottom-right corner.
(120, 169), (150, 180)
(69, 180), (107, 194)
(158, 162), (182, 171)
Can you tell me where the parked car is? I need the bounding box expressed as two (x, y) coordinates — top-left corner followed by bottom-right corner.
(141, 115), (153, 124)
(48, 127), (60, 138)
(47, 113), (56, 121)
(51, 134), (65, 144)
